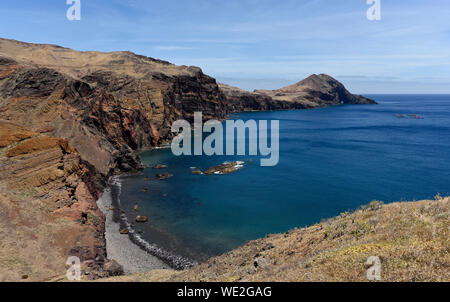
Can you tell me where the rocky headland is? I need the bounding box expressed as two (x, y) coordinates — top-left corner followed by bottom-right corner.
(219, 74), (375, 112)
(0, 37), (378, 281)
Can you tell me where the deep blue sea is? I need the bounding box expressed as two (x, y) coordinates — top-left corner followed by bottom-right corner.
(119, 95), (450, 262)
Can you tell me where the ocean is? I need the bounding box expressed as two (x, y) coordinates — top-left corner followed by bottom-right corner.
(117, 95), (450, 263)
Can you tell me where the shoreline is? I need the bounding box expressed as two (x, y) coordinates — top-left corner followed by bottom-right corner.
(97, 176), (197, 275)
(97, 181), (170, 274)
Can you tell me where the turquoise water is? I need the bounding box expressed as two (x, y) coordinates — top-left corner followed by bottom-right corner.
(119, 95), (450, 262)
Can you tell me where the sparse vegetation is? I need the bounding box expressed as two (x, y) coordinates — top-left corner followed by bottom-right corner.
(368, 200), (384, 211)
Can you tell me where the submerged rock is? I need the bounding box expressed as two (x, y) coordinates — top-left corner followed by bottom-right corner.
(205, 162), (244, 175)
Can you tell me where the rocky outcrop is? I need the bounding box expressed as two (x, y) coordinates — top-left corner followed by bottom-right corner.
(255, 74), (376, 106)
(0, 121), (36, 147)
(0, 65), (146, 175)
(220, 74), (376, 111)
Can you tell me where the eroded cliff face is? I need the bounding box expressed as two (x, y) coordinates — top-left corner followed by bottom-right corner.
(0, 122), (110, 281)
(0, 38), (234, 175)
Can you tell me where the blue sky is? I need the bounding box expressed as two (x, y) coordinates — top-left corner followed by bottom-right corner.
(1, 0), (449, 93)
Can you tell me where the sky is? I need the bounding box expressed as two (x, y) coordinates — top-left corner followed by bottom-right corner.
(0, 0), (449, 93)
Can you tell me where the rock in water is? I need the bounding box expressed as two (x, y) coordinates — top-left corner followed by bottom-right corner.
(156, 173), (173, 180)
(153, 164), (168, 169)
(205, 162), (243, 175)
(136, 216), (148, 223)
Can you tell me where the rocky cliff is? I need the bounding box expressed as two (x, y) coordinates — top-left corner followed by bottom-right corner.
(0, 38), (230, 176)
(0, 38), (375, 176)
